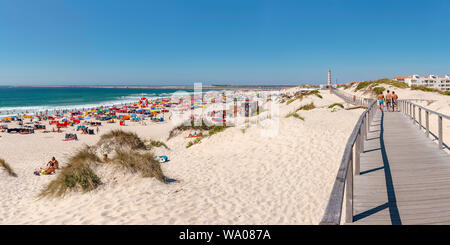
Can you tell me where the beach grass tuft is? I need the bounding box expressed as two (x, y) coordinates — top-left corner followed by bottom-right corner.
(39, 146), (101, 198)
(185, 125), (228, 148)
(97, 130), (146, 153)
(285, 112), (304, 120)
(284, 90), (321, 104)
(296, 102), (316, 111)
(146, 140), (169, 150)
(0, 158), (16, 177)
(411, 85), (450, 96)
(168, 119), (217, 140)
(355, 79), (408, 92)
(328, 103), (344, 109)
(373, 86), (386, 94)
(110, 151), (166, 182)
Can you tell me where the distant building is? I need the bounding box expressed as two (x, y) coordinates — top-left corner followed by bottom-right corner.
(321, 69), (337, 89)
(394, 74), (450, 91)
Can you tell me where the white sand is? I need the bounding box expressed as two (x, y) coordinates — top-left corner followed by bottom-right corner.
(0, 89), (364, 224)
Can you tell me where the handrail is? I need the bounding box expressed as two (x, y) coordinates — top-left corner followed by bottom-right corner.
(399, 100), (450, 120)
(320, 89), (376, 225)
(399, 99), (449, 150)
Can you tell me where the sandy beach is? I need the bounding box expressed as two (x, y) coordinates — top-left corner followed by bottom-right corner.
(0, 88), (365, 224)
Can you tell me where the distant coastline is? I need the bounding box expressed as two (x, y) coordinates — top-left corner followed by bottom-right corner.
(11, 84), (297, 90)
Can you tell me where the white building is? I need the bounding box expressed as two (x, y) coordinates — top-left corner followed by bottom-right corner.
(394, 74), (450, 91)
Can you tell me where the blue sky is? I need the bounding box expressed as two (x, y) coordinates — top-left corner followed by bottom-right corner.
(0, 0), (449, 85)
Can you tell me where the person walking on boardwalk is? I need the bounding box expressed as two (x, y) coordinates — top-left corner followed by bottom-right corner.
(392, 91), (398, 112)
(385, 90), (392, 112)
(377, 91), (385, 112)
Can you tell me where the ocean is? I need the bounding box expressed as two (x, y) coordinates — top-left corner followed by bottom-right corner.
(0, 86), (195, 115)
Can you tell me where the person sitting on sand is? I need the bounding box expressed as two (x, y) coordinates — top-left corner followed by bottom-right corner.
(47, 157), (59, 170)
(188, 131), (202, 138)
(37, 157), (59, 175)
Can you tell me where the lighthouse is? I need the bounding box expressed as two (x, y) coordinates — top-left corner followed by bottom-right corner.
(328, 69), (331, 86)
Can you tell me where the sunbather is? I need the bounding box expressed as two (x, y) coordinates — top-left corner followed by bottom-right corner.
(188, 131), (202, 138)
(47, 157), (59, 170)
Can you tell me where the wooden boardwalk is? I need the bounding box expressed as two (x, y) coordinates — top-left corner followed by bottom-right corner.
(352, 109), (450, 225)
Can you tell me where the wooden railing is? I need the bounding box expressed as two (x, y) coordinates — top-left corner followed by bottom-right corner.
(320, 89), (376, 225)
(399, 100), (449, 150)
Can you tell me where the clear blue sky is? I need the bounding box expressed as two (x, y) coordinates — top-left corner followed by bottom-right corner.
(1, 0), (449, 85)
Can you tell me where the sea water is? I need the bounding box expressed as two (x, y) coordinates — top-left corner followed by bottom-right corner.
(0, 86), (195, 116)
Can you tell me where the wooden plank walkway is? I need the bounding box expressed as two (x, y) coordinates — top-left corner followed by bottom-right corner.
(352, 109), (450, 225)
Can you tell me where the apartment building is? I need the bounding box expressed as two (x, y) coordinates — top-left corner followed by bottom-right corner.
(394, 75), (450, 91)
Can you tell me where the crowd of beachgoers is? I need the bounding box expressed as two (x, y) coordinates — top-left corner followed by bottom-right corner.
(5, 85), (445, 225)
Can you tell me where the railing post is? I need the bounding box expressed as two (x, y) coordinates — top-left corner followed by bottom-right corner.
(365, 113), (369, 138)
(346, 147), (354, 223)
(360, 124), (365, 152)
(419, 108), (422, 130)
(410, 103), (413, 120)
(409, 103), (412, 119)
(426, 111), (430, 138)
(439, 116), (443, 150)
(355, 133), (361, 175)
(413, 105), (416, 124)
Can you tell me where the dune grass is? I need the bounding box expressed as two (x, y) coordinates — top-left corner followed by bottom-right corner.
(168, 119), (218, 140)
(343, 82), (356, 90)
(285, 112), (305, 120)
(411, 85), (450, 96)
(285, 90), (321, 104)
(186, 137), (203, 148)
(296, 102), (316, 111)
(328, 103), (344, 109)
(355, 79), (409, 92)
(39, 147), (101, 198)
(97, 130), (146, 153)
(146, 140), (169, 150)
(0, 158), (16, 177)
(373, 86), (386, 94)
(110, 151), (166, 182)
(185, 124), (229, 148)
